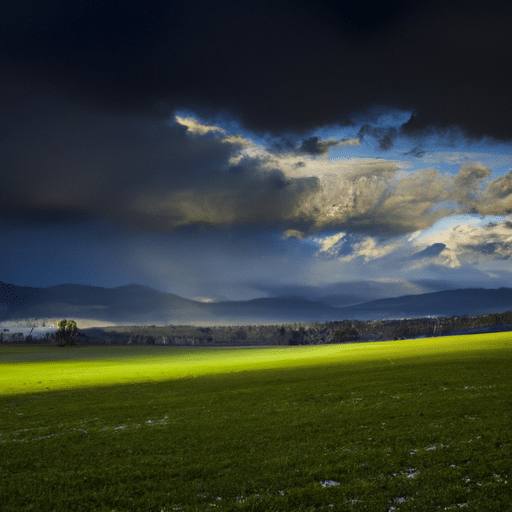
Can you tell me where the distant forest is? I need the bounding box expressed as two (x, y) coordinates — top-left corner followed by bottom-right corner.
(69, 310), (512, 346)
(3, 310), (512, 346)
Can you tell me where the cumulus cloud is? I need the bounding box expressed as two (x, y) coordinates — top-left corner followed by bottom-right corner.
(452, 162), (492, 205)
(283, 229), (305, 240)
(338, 138), (360, 147)
(337, 236), (405, 263)
(288, 161), (512, 237)
(316, 215), (512, 267)
(407, 244), (461, 269)
(422, 152), (512, 168)
(312, 232), (346, 256)
(291, 165), (455, 236)
(175, 116), (227, 136)
(476, 170), (512, 215)
(423, 220), (512, 262)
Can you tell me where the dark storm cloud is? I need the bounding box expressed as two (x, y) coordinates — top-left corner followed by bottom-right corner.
(265, 135), (342, 156)
(403, 146), (426, 158)
(298, 136), (340, 155)
(358, 125), (398, 151)
(0, 80), (318, 231)
(1, 0), (511, 140)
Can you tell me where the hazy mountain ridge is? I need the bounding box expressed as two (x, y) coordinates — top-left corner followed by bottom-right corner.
(0, 282), (511, 325)
(340, 288), (512, 319)
(259, 280), (438, 308)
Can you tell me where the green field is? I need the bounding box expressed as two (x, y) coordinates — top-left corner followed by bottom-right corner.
(1, 333), (511, 511)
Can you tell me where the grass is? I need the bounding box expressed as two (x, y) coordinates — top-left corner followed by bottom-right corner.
(0, 333), (511, 511)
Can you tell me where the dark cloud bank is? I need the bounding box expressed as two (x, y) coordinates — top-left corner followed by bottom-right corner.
(2, 0), (511, 139)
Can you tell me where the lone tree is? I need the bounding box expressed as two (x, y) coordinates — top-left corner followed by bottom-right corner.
(55, 319), (79, 346)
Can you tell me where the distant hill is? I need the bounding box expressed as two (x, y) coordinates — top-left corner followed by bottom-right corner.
(0, 282), (203, 325)
(338, 288), (512, 320)
(0, 281), (511, 325)
(262, 279), (440, 308)
(204, 297), (343, 324)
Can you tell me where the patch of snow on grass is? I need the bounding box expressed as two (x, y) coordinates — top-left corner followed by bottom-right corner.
(389, 496), (407, 510)
(321, 480), (340, 487)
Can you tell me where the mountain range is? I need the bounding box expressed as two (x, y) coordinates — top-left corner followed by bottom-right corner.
(0, 281), (511, 326)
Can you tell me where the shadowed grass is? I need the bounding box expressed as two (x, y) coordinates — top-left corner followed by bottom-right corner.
(0, 332), (511, 511)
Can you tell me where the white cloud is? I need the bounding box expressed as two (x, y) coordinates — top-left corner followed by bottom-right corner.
(408, 246), (461, 269)
(337, 236), (404, 263)
(282, 229), (305, 240)
(175, 115), (227, 136)
(407, 215), (512, 270)
(423, 151), (512, 169)
(333, 138), (360, 148)
(312, 232), (346, 255)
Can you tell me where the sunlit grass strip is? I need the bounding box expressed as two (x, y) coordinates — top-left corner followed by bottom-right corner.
(1, 331), (511, 396)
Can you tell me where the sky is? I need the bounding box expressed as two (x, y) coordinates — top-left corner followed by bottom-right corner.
(1, 0), (512, 303)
